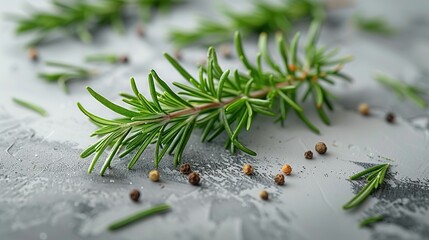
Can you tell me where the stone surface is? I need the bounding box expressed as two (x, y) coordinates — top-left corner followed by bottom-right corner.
(1, 1), (429, 240)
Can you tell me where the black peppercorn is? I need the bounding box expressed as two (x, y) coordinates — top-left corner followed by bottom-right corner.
(129, 189), (140, 202)
(304, 150), (313, 159)
(385, 112), (395, 123)
(180, 163), (192, 175)
(119, 55), (129, 64)
(274, 174), (285, 185)
(188, 172), (200, 185)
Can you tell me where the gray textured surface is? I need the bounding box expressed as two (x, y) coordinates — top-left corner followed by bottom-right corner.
(1, 1), (429, 240)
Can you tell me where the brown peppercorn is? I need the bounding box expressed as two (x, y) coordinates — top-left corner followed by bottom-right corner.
(358, 103), (370, 116)
(242, 163), (254, 175)
(304, 150), (313, 159)
(179, 163), (192, 175)
(315, 142), (327, 154)
(281, 164), (292, 175)
(274, 174), (285, 185)
(149, 170), (160, 182)
(28, 47), (38, 61)
(385, 112), (395, 123)
(119, 55), (129, 64)
(220, 44), (232, 59)
(174, 50), (182, 60)
(188, 172), (200, 185)
(136, 25), (145, 37)
(259, 190), (269, 200)
(288, 64), (297, 72)
(129, 189), (140, 202)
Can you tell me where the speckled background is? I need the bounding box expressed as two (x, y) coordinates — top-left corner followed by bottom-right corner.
(1, 1), (429, 240)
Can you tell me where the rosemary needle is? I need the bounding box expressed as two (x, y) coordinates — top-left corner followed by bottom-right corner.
(359, 215), (384, 227)
(108, 204), (171, 231)
(12, 97), (48, 117)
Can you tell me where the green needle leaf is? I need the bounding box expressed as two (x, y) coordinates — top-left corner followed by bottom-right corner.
(12, 97), (48, 117)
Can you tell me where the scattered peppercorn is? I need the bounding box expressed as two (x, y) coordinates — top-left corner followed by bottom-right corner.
(179, 163), (192, 175)
(304, 150), (313, 159)
(385, 112), (395, 123)
(358, 103), (370, 116)
(28, 47), (38, 61)
(188, 172), (200, 185)
(174, 50), (182, 60)
(129, 189), (140, 202)
(149, 170), (160, 182)
(220, 44), (232, 59)
(288, 64), (297, 72)
(242, 163), (254, 175)
(281, 164), (292, 175)
(315, 142), (327, 154)
(259, 190), (269, 200)
(274, 174), (285, 185)
(136, 25), (145, 37)
(119, 55), (129, 64)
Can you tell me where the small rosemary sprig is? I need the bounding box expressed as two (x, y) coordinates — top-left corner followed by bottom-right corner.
(343, 163), (389, 210)
(13, 0), (182, 46)
(86, 54), (128, 64)
(79, 22), (352, 175)
(359, 215), (384, 228)
(170, 0), (324, 47)
(12, 97), (48, 117)
(108, 203), (170, 231)
(39, 61), (95, 94)
(353, 15), (396, 35)
(375, 73), (427, 108)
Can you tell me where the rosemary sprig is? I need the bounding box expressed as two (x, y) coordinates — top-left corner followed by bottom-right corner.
(13, 0), (182, 46)
(343, 163), (389, 210)
(375, 73), (427, 108)
(108, 204), (170, 231)
(12, 97), (48, 117)
(86, 54), (127, 64)
(38, 61), (94, 93)
(170, 0), (324, 47)
(359, 215), (384, 227)
(79, 22), (352, 175)
(353, 15), (396, 35)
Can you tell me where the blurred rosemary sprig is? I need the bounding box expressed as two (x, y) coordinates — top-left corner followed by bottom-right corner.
(78, 22), (352, 175)
(375, 73), (427, 108)
(343, 163), (390, 210)
(359, 215), (384, 227)
(353, 14), (396, 35)
(13, 0), (183, 46)
(38, 61), (95, 94)
(86, 54), (129, 64)
(12, 97), (48, 117)
(170, 0), (325, 47)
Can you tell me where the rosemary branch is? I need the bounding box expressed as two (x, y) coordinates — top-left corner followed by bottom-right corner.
(170, 0), (325, 47)
(13, 0), (183, 46)
(343, 163), (390, 210)
(375, 73), (427, 108)
(79, 22), (352, 175)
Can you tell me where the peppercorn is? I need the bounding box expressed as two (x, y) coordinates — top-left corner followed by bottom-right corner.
(28, 47), (38, 61)
(242, 163), (254, 175)
(220, 44), (232, 59)
(174, 50), (182, 60)
(274, 174), (285, 185)
(149, 170), (160, 182)
(259, 190), (269, 200)
(315, 142), (327, 154)
(136, 25), (145, 37)
(179, 163), (192, 175)
(119, 55), (129, 64)
(188, 172), (200, 185)
(358, 103), (370, 116)
(129, 189), (140, 202)
(304, 150), (313, 159)
(281, 164), (292, 175)
(288, 64), (297, 72)
(385, 112), (395, 123)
